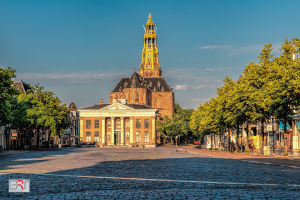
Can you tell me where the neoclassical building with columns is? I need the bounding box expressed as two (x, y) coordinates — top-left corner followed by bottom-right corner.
(78, 100), (157, 147)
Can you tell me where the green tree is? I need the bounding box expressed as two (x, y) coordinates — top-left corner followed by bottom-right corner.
(0, 67), (20, 125)
(267, 38), (300, 156)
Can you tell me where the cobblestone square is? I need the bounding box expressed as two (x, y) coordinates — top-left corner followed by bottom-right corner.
(1, 147), (300, 199)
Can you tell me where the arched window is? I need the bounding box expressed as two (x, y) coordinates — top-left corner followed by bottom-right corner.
(153, 38), (155, 44)
(137, 92), (140, 103)
(143, 93), (145, 104)
(148, 38), (151, 44)
(145, 38), (147, 44)
(131, 92), (134, 103)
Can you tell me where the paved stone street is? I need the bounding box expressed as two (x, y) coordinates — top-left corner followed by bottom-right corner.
(1, 147), (300, 199)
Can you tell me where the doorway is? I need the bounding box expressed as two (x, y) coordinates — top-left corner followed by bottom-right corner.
(115, 131), (121, 145)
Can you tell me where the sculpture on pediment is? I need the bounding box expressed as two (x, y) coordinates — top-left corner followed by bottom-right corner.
(126, 132), (129, 140)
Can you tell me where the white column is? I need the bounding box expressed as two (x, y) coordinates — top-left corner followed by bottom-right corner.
(152, 116), (156, 145)
(102, 117), (106, 145)
(80, 117), (84, 144)
(111, 117), (115, 144)
(130, 117), (134, 144)
(121, 117), (124, 145)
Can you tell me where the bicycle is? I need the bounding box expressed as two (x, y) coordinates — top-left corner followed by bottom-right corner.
(256, 147), (263, 155)
(0, 145), (5, 152)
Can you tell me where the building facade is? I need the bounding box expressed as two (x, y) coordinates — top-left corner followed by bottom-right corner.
(78, 101), (157, 147)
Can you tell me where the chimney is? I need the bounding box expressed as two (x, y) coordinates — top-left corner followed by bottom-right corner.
(99, 99), (104, 105)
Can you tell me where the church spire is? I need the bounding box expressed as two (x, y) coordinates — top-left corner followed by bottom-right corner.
(139, 13), (161, 77)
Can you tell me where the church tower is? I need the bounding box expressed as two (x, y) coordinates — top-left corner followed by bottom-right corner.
(139, 13), (161, 77)
(111, 13), (174, 119)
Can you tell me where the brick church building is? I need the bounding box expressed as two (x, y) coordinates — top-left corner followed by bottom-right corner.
(78, 14), (174, 147)
(110, 13), (175, 118)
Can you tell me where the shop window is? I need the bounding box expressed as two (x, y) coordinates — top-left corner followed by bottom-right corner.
(94, 132), (99, 142)
(136, 132), (141, 143)
(136, 120), (141, 129)
(126, 120), (130, 129)
(86, 132), (91, 143)
(86, 120), (91, 129)
(144, 119), (149, 129)
(94, 120), (99, 128)
(144, 131), (149, 142)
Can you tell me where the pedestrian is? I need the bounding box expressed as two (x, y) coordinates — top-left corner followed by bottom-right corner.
(230, 140), (235, 153)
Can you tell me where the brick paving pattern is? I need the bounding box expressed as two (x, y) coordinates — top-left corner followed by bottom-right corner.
(0, 147), (300, 199)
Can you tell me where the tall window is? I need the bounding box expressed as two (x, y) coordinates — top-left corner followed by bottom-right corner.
(107, 120), (111, 128)
(116, 120), (121, 129)
(86, 120), (91, 129)
(144, 131), (149, 142)
(86, 132), (91, 142)
(136, 120), (141, 129)
(131, 92), (134, 103)
(136, 132), (141, 143)
(126, 120), (130, 129)
(143, 93), (145, 104)
(137, 92), (140, 103)
(94, 120), (99, 128)
(144, 119), (149, 129)
(94, 132), (99, 142)
(126, 93), (128, 102)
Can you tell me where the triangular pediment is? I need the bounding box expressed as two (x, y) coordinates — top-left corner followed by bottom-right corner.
(101, 103), (135, 111)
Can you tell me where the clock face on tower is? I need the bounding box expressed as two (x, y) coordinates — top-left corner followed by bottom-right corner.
(147, 53), (151, 58)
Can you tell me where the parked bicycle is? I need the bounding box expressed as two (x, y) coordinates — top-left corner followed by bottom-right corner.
(256, 147), (263, 155)
(0, 145), (5, 152)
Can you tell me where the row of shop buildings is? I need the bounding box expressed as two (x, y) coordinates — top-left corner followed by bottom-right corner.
(203, 115), (300, 151)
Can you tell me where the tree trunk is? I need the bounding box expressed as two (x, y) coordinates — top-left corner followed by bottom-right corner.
(236, 125), (239, 152)
(261, 121), (264, 155)
(37, 128), (40, 149)
(29, 128), (32, 150)
(284, 118), (288, 156)
(210, 133), (213, 150)
(48, 129), (51, 148)
(245, 121), (249, 151)
(227, 128), (230, 151)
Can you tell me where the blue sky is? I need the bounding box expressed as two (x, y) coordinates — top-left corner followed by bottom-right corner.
(0, 0), (299, 109)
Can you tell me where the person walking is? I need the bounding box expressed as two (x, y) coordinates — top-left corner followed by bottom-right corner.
(230, 140), (235, 153)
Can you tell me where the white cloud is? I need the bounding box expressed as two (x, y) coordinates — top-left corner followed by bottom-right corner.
(205, 68), (214, 72)
(197, 45), (230, 49)
(174, 85), (188, 90)
(16, 70), (133, 86)
(197, 43), (282, 57)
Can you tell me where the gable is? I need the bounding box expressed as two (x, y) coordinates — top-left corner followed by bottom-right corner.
(101, 103), (135, 111)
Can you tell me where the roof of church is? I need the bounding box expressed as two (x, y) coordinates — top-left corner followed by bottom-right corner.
(80, 104), (155, 110)
(69, 102), (78, 111)
(13, 80), (30, 94)
(112, 72), (172, 92)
